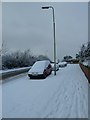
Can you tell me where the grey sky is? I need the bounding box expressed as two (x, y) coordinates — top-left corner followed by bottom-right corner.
(2, 2), (88, 61)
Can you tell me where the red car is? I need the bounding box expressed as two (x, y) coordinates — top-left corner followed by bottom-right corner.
(28, 60), (52, 79)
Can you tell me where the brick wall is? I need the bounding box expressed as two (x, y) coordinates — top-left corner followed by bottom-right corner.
(79, 63), (90, 83)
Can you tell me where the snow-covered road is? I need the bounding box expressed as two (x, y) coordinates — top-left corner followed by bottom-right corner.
(2, 64), (88, 118)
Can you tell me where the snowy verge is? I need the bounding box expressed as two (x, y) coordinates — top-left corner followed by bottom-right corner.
(0, 67), (31, 80)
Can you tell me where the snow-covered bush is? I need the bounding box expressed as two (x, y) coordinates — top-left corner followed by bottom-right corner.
(2, 50), (37, 69)
(2, 50), (51, 70)
(79, 42), (90, 67)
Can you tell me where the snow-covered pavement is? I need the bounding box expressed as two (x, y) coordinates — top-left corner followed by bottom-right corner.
(2, 64), (88, 118)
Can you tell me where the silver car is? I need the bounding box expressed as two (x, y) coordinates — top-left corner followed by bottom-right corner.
(58, 62), (67, 67)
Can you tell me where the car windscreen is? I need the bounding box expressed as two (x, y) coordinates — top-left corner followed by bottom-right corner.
(31, 61), (46, 72)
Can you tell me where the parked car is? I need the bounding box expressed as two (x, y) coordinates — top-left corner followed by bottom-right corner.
(28, 60), (52, 79)
(58, 62), (67, 67)
(51, 63), (59, 71)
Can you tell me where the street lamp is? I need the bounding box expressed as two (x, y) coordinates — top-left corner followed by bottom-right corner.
(42, 6), (56, 75)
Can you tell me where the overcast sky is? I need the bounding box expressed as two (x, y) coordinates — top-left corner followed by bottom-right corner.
(2, 2), (88, 61)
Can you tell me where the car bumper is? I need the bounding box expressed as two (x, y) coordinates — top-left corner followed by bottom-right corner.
(28, 74), (44, 79)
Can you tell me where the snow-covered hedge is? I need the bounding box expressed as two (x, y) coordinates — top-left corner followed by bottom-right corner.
(81, 60), (90, 68)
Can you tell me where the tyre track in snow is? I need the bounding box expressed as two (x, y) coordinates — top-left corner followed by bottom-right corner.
(42, 69), (69, 117)
(41, 65), (88, 118)
(42, 68), (76, 118)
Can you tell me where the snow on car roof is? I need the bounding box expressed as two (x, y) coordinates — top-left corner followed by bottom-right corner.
(29, 60), (50, 72)
(58, 62), (67, 65)
(51, 63), (59, 67)
(34, 60), (50, 67)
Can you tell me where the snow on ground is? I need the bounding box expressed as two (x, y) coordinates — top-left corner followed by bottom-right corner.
(2, 64), (88, 118)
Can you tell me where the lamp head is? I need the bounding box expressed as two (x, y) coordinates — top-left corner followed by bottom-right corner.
(42, 6), (50, 9)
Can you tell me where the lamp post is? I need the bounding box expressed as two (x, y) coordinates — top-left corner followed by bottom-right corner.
(42, 6), (56, 75)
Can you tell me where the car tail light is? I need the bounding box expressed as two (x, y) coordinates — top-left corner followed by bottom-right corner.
(43, 69), (46, 73)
